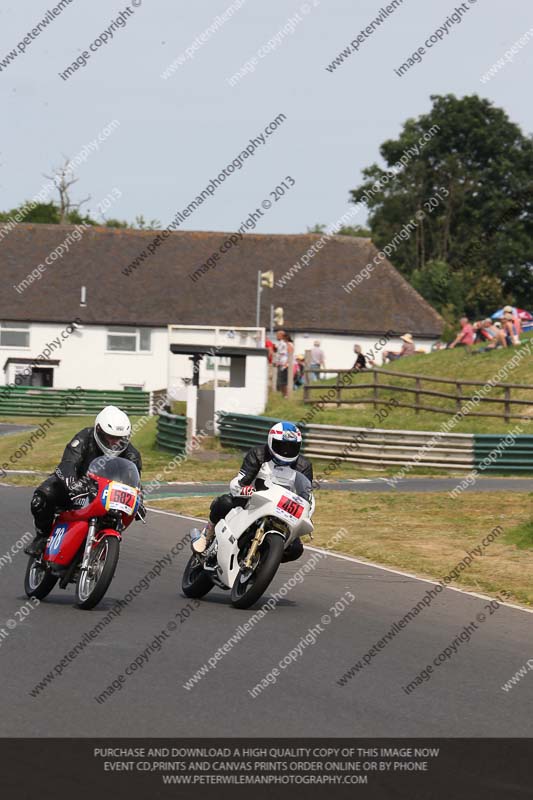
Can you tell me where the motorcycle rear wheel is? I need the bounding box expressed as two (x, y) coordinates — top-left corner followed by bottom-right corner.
(231, 532), (285, 609)
(75, 536), (120, 610)
(24, 557), (58, 600)
(182, 554), (214, 598)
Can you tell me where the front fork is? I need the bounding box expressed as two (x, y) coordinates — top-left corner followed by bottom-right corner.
(243, 521), (266, 569)
(80, 518), (97, 574)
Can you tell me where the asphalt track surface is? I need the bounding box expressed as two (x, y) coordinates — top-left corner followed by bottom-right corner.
(1, 483), (532, 737)
(0, 423), (33, 437)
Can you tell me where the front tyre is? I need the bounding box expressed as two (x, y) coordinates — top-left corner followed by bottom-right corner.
(231, 532), (285, 609)
(182, 554), (214, 599)
(24, 557), (58, 600)
(75, 536), (120, 610)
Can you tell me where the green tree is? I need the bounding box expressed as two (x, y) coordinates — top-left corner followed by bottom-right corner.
(307, 223), (371, 237)
(105, 218), (129, 229)
(350, 94), (533, 311)
(0, 202), (157, 230)
(0, 202), (61, 224)
(410, 260), (465, 313)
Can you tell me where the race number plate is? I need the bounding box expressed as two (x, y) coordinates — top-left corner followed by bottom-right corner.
(105, 482), (138, 516)
(277, 495), (304, 519)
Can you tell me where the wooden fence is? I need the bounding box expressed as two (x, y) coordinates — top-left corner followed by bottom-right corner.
(303, 368), (533, 422)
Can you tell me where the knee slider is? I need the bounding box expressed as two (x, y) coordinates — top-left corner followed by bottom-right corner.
(31, 491), (47, 513)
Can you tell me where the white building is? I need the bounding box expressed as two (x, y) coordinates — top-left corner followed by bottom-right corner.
(1, 224), (444, 401)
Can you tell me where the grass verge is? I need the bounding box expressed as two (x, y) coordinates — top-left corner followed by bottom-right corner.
(0, 415), (472, 485)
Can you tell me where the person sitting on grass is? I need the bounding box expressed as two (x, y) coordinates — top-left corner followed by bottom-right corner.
(352, 343), (376, 370)
(502, 306), (521, 346)
(471, 320), (507, 354)
(383, 333), (415, 363)
(449, 317), (475, 349)
(294, 355), (305, 388)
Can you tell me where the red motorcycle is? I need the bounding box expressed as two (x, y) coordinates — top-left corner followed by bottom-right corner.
(24, 457), (141, 610)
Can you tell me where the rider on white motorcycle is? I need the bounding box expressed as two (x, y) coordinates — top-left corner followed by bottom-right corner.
(192, 421), (313, 562)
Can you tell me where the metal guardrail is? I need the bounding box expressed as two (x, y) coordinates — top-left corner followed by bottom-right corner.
(156, 411), (189, 454)
(0, 387), (149, 416)
(218, 413), (475, 470)
(218, 412), (280, 450)
(473, 435), (533, 473)
(303, 424), (474, 470)
(219, 414), (533, 473)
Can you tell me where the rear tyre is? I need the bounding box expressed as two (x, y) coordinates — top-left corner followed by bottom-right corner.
(182, 554), (214, 599)
(75, 536), (120, 610)
(231, 532), (285, 609)
(24, 557), (58, 600)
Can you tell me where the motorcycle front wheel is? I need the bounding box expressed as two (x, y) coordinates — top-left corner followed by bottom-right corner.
(182, 554), (214, 598)
(24, 557), (58, 600)
(231, 532), (285, 609)
(75, 536), (120, 610)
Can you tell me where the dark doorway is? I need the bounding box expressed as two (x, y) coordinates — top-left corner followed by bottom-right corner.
(30, 368), (54, 387)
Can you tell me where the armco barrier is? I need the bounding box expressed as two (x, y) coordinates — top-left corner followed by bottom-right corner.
(303, 424), (474, 470)
(218, 413), (280, 450)
(473, 434), (533, 474)
(218, 413), (475, 470)
(156, 412), (188, 454)
(0, 387), (149, 416)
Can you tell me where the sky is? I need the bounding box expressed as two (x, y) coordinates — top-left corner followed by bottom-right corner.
(1, 0), (532, 235)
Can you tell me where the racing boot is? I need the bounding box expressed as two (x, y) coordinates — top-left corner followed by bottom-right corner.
(24, 529), (49, 557)
(191, 522), (215, 554)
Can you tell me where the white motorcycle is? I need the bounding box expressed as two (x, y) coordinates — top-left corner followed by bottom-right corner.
(182, 466), (314, 609)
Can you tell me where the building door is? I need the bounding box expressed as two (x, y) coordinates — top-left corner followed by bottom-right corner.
(197, 389), (215, 432)
(31, 368), (54, 387)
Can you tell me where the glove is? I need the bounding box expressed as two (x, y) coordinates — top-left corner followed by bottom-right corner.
(67, 476), (96, 504)
(239, 485), (256, 496)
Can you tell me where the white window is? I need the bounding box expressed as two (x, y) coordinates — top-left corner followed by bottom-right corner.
(0, 322), (30, 348)
(107, 327), (151, 352)
(206, 356), (230, 371)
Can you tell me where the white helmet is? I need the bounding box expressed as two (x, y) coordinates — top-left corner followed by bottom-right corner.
(94, 406), (131, 457)
(267, 421), (302, 465)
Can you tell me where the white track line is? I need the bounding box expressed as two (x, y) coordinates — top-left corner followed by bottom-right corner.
(147, 506), (533, 616)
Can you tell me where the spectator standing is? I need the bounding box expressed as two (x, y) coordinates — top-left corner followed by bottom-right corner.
(274, 330), (291, 397)
(265, 338), (275, 364)
(310, 340), (325, 381)
(449, 317), (475, 349)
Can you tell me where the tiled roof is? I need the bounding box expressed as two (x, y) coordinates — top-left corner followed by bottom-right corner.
(0, 225), (444, 336)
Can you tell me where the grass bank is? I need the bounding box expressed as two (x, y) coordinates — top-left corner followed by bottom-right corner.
(266, 333), (533, 434)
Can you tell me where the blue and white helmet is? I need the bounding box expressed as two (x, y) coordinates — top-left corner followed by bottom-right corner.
(267, 421), (302, 465)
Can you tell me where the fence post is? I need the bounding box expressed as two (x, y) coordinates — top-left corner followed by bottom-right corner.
(456, 382), (462, 413)
(373, 370), (379, 410)
(504, 386), (511, 422)
(415, 377), (421, 414)
(336, 372), (342, 407)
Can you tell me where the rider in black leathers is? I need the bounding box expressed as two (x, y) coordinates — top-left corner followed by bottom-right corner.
(25, 406), (143, 557)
